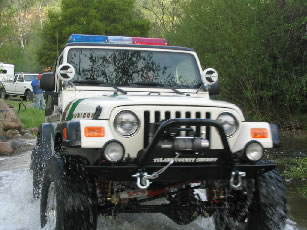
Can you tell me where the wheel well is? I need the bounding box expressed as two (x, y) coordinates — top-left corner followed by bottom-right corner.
(25, 89), (31, 94)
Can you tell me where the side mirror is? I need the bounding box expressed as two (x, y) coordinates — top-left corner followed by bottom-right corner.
(56, 63), (75, 81)
(201, 68), (220, 95)
(41, 72), (55, 91)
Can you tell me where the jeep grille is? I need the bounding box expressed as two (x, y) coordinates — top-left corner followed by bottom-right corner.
(143, 110), (211, 148)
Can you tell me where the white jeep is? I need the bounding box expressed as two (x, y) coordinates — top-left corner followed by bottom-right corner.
(31, 34), (287, 230)
(0, 72), (38, 101)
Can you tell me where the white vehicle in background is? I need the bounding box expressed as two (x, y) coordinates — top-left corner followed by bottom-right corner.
(0, 63), (14, 82)
(0, 72), (38, 101)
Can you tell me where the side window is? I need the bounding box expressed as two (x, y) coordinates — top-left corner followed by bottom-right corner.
(14, 75), (18, 82)
(17, 75), (24, 82)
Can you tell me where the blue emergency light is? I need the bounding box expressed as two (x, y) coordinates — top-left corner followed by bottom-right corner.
(67, 34), (168, 46)
(67, 34), (108, 43)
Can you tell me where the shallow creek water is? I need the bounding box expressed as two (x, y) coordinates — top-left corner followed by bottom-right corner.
(0, 135), (306, 229)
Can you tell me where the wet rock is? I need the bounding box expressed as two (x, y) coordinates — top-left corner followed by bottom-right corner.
(3, 121), (22, 131)
(5, 129), (20, 139)
(12, 134), (23, 139)
(23, 132), (35, 139)
(30, 127), (39, 136)
(0, 135), (7, 142)
(9, 140), (22, 150)
(0, 99), (23, 131)
(0, 141), (14, 155)
(18, 128), (26, 135)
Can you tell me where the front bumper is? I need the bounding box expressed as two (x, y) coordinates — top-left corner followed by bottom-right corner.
(85, 119), (276, 182)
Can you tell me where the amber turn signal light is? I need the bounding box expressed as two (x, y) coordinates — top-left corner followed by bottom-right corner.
(251, 128), (268, 138)
(84, 127), (105, 137)
(63, 128), (68, 140)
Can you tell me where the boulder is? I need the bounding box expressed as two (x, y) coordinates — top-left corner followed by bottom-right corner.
(0, 141), (14, 155)
(0, 99), (23, 131)
(0, 136), (7, 142)
(5, 129), (20, 139)
(12, 134), (23, 139)
(23, 132), (35, 139)
(9, 140), (22, 150)
(3, 121), (22, 131)
(30, 127), (39, 136)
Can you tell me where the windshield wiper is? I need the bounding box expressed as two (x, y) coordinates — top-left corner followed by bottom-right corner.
(73, 80), (127, 95)
(132, 81), (163, 87)
(132, 81), (184, 95)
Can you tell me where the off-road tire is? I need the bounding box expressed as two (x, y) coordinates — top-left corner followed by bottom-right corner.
(32, 146), (43, 198)
(24, 90), (33, 102)
(214, 162), (287, 230)
(40, 155), (98, 230)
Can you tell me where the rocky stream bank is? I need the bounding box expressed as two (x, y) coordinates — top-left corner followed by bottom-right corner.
(0, 100), (38, 156)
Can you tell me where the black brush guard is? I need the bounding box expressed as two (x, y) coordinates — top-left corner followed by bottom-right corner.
(86, 119), (275, 181)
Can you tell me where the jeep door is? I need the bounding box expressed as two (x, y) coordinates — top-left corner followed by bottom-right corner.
(15, 75), (27, 95)
(5, 74), (18, 93)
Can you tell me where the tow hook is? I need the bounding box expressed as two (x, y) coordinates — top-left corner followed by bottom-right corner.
(230, 171), (246, 190)
(132, 153), (181, 189)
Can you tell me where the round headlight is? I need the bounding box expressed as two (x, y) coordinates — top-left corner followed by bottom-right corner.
(103, 141), (125, 162)
(217, 113), (239, 137)
(245, 141), (263, 161)
(114, 111), (139, 137)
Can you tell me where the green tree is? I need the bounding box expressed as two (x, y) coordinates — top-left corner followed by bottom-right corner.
(0, 0), (59, 70)
(140, 0), (182, 37)
(167, 0), (306, 121)
(0, 0), (19, 63)
(38, 0), (151, 67)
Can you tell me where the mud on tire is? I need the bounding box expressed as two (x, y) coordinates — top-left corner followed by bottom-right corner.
(40, 155), (98, 230)
(214, 161), (287, 230)
(32, 146), (43, 198)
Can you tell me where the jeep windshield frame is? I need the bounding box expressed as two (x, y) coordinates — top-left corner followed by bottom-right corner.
(67, 47), (202, 89)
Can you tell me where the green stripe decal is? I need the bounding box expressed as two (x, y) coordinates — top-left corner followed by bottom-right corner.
(66, 99), (85, 120)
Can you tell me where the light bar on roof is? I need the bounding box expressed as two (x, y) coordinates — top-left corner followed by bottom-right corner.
(108, 36), (132, 44)
(68, 34), (108, 43)
(67, 34), (168, 46)
(132, 37), (168, 46)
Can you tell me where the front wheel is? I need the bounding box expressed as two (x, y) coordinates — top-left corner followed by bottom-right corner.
(0, 89), (8, 99)
(214, 166), (287, 230)
(32, 146), (43, 198)
(24, 90), (33, 102)
(40, 155), (98, 230)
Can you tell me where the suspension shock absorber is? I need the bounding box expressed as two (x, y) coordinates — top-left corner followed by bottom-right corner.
(96, 178), (112, 205)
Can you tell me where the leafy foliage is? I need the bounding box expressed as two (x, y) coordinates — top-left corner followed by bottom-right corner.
(140, 0), (182, 37)
(38, 0), (151, 66)
(166, 0), (307, 121)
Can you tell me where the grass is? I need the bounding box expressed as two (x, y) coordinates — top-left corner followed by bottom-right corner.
(4, 99), (45, 129)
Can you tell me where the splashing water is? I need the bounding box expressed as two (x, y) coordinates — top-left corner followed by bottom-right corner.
(0, 150), (301, 230)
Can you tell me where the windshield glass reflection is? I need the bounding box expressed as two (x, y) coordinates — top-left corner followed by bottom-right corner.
(67, 48), (201, 88)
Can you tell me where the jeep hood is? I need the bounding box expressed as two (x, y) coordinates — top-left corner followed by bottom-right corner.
(63, 94), (244, 121)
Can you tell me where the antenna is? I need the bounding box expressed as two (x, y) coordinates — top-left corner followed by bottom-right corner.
(56, 31), (59, 56)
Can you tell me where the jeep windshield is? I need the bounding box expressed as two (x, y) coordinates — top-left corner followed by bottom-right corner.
(67, 48), (202, 89)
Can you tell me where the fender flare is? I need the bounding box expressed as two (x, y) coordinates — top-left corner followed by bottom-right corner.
(39, 123), (55, 162)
